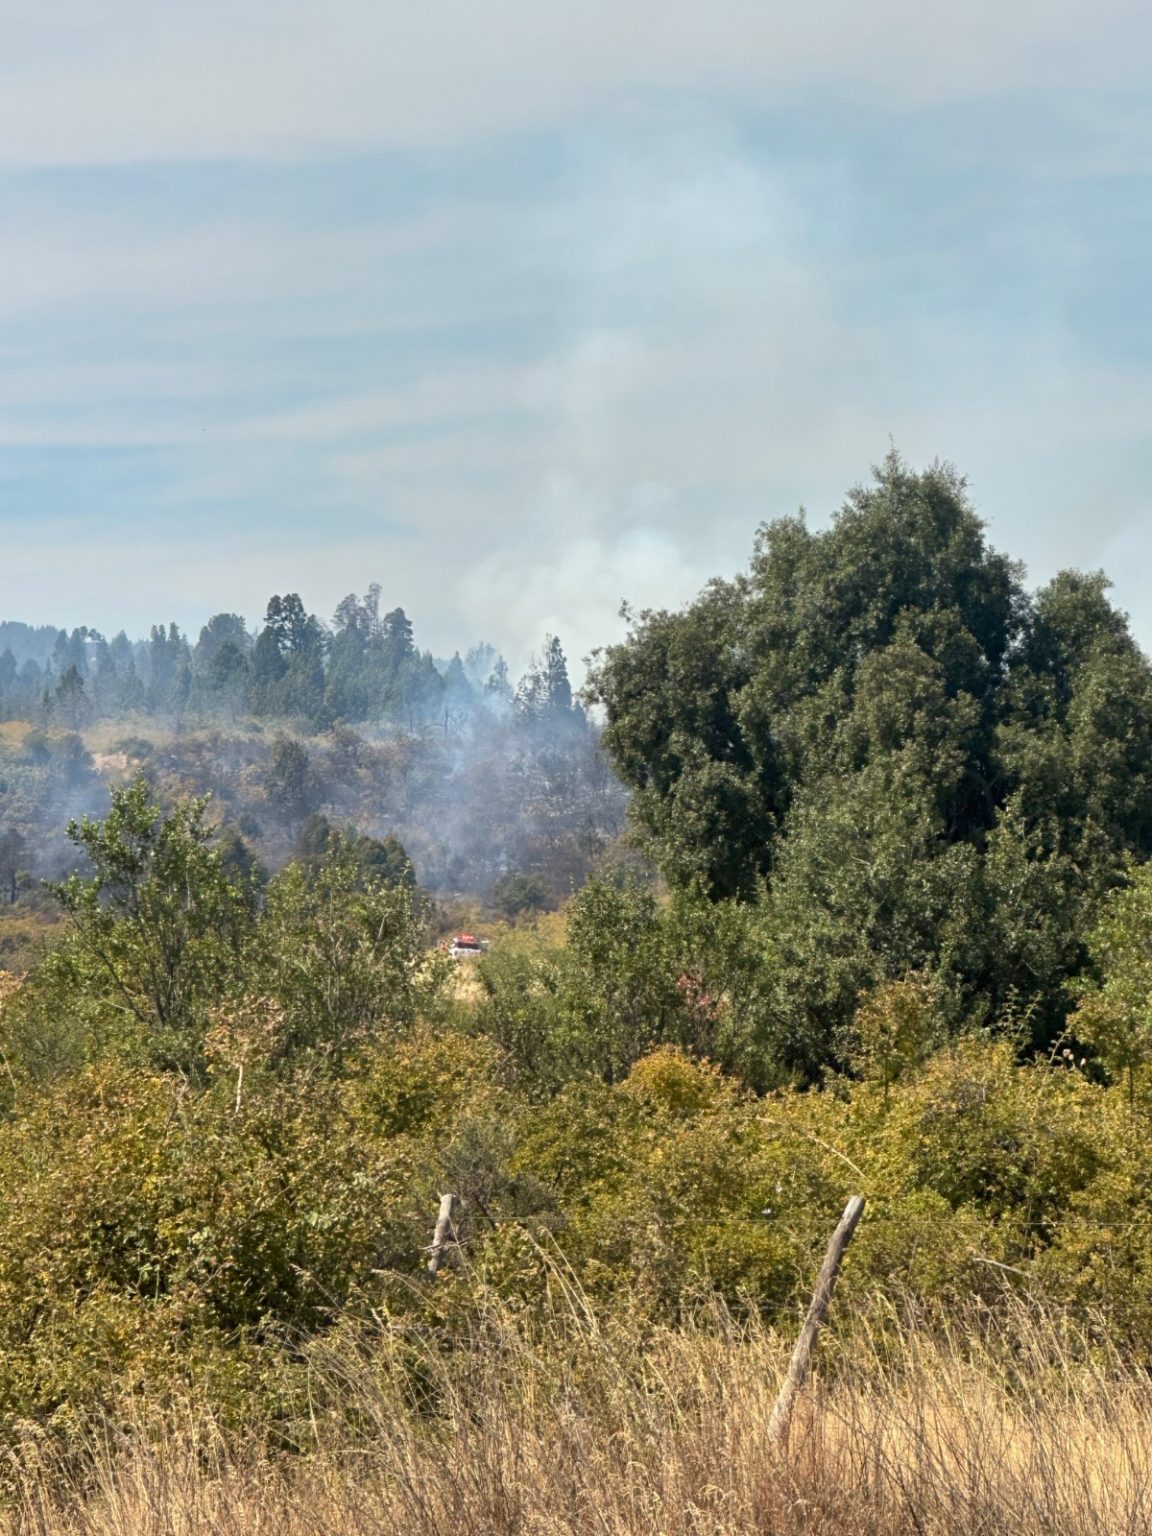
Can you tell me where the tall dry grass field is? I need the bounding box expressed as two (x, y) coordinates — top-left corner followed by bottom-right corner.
(4, 1291), (1149, 1536)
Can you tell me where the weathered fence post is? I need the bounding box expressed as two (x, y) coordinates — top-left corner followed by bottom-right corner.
(426, 1192), (460, 1276)
(767, 1195), (865, 1447)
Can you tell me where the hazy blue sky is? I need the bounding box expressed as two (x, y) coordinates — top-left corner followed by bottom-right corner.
(2, 0), (1150, 669)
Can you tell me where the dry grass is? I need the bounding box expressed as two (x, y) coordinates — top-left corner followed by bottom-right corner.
(4, 1289), (1150, 1536)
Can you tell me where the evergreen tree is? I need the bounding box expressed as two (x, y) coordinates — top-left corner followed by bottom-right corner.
(265, 737), (321, 829)
(516, 635), (577, 725)
(194, 613), (251, 672)
(541, 634), (573, 716)
(52, 666), (89, 730)
(590, 453), (1152, 1060)
(485, 655), (513, 705)
(145, 623), (193, 714)
(250, 595), (326, 721)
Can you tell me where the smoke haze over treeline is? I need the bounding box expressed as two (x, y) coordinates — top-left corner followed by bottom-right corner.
(0, 588), (631, 925)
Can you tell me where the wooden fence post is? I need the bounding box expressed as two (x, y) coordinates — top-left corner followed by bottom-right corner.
(426, 1192), (460, 1276)
(767, 1195), (865, 1447)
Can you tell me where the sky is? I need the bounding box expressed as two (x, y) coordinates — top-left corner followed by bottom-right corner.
(1, 0), (1151, 672)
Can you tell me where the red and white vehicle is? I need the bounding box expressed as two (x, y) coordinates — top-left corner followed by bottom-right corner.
(447, 933), (489, 960)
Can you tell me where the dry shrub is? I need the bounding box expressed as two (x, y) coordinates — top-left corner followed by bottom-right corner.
(5, 1286), (1152, 1536)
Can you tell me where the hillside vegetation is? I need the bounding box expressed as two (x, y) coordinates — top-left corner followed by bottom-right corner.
(0, 615), (629, 910)
(4, 457), (1152, 1530)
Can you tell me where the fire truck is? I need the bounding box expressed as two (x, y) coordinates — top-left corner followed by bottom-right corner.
(447, 933), (489, 960)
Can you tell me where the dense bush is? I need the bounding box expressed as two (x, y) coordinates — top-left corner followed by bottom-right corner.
(7, 773), (1152, 1457)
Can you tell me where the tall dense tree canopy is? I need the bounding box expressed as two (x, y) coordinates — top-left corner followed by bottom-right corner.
(590, 454), (1152, 1063)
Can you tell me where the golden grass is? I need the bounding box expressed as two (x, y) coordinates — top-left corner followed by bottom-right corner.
(5, 1289), (1150, 1535)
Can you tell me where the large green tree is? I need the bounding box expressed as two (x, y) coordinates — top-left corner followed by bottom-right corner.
(589, 454), (1152, 1065)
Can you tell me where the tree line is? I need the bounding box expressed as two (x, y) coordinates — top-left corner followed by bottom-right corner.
(0, 586), (581, 736)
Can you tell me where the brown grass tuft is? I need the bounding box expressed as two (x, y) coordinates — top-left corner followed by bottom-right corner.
(5, 1289), (1151, 1535)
